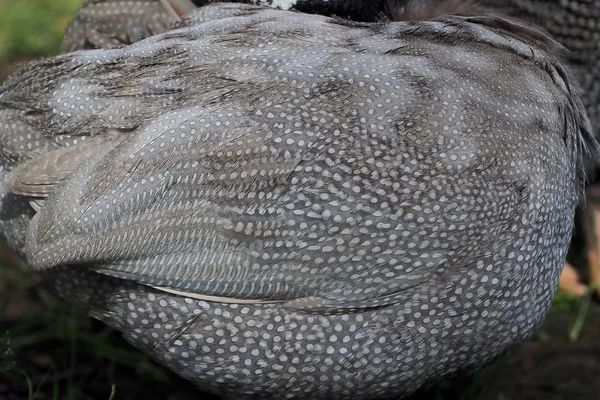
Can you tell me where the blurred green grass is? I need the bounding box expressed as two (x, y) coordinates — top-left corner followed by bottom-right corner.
(0, 0), (80, 62)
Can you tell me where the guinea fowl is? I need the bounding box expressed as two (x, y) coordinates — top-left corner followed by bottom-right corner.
(1, 0), (597, 399)
(58, 1), (600, 298)
(60, 0), (199, 52)
(60, 0), (393, 52)
(479, 0), (600, 296)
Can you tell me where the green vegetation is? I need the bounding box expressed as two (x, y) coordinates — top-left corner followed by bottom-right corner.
(0, 0), (80, 62)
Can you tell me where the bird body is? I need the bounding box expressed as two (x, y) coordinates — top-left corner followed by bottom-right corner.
(478, 0), (600, 296)
(0, 2), (596, 398)
(59, 0), (392, 52)
(479, 0), (600, 143)
(60, 0), (197, 52)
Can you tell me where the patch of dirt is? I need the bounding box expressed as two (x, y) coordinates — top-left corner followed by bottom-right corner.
(482, 305), (600, 400)
(408, 302), (600, 400)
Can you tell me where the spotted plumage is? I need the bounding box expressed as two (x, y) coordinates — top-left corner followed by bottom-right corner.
(0, 1), (597, 399)
(60, 0), (198, 52)
(60, 0), (391, 54)
(479, 0), (600, 295)
(480, 0), (600, 141)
